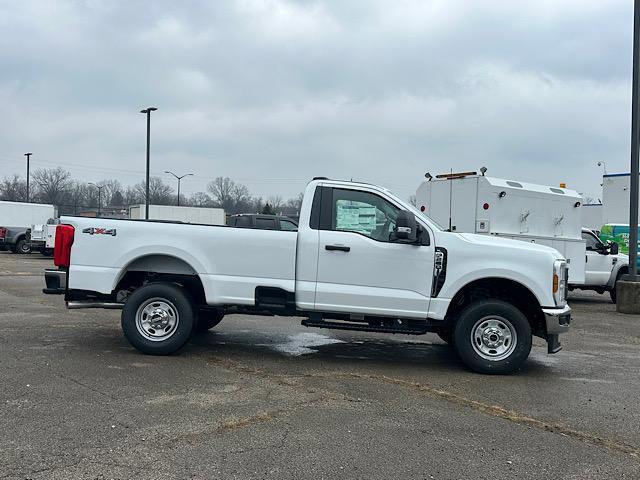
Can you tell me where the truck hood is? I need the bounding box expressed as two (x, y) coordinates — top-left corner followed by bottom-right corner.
(455, 232), (564, 259)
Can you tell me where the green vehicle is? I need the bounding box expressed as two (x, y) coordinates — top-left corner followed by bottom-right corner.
(599, 224), (640, 268)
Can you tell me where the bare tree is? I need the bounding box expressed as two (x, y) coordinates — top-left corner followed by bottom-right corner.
(31, 167), (72, 205)
(134, 177), (174, 205)
(123, 186), (143, 206)
(267, 195), (284, 212)
(207, 177), (252, 214)
(285, 192), (304, 213)
(97, 179), (123, 206)
(0, 175), (27, 202)
(207, 177), (235, 210)
(189, 192), (213, 207)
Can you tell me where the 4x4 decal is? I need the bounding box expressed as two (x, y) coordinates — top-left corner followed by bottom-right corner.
(82, 227), (117, 236)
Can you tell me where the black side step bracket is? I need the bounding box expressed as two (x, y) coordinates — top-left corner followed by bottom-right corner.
(301, 314), (429, 335)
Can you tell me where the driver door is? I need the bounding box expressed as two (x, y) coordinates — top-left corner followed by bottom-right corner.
(314, 186), (434, 318)
(583, 231), (613, 285)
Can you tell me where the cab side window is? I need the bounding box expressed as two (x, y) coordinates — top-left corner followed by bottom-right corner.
(331, 188), (400, 242)
(582, 232), (602, 251)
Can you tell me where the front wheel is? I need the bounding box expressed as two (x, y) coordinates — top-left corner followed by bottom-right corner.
(610, 271), (625, 304)
(453, 300), (532, 374)
(121, 283), (196, 355)
(194, 309), (225, 333)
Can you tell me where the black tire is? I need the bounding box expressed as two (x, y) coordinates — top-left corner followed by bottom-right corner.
(121, 283), (195, 355)
(15, 239), (31, 254)
(194, 309), (225, 333)
(41, 248), (53, 257)
(453, 299), (532, 375)
(610, 271), (624, 304)
(436, 329), (454, 345)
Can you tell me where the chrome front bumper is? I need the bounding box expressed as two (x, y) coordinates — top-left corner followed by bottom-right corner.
(542, 304), (571, 335)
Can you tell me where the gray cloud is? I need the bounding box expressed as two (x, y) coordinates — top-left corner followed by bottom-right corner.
(0, 0), (633, 200)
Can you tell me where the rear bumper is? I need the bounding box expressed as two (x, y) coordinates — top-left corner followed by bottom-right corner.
(542, 304), (571, 335)
(43, 269), (67, 294)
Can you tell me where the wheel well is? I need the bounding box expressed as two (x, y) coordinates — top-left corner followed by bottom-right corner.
(445, 278), (545, 337)
(114, 255), (206, 305)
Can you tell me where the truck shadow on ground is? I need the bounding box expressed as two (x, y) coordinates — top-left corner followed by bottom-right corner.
(186, 329), (556, 376)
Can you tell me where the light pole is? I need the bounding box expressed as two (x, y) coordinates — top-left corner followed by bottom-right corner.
(140, 107), (158, 219)
(88, 183), (105, 217)
(629, 0), (640, 281)
(164, 171), (194, 207)
(24, 153), (32, 202)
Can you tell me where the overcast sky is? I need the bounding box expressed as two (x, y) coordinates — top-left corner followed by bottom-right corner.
(0, 0), (634, 201)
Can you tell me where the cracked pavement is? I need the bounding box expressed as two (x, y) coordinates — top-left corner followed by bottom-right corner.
(1, 252), (640, 479)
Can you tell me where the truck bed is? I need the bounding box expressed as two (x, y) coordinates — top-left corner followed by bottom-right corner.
(61, 216), (299, 306)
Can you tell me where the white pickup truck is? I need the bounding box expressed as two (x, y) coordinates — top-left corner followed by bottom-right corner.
(43, 178), (571, 374)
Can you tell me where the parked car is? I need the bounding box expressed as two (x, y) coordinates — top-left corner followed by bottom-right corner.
(228, 214), (298, 231)
(43, 178), (570, 374)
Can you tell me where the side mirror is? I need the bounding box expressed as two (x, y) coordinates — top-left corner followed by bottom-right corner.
(609, 241), (619, 255)
(393, 210), (418, 243)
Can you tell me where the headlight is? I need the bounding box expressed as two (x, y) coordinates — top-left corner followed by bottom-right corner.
(553, 260), (568, 306)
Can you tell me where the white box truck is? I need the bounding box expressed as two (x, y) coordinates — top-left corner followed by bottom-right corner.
(416, 172), (587, 285)
(128, 205), (225, 225)
(0, 201), (56, 254)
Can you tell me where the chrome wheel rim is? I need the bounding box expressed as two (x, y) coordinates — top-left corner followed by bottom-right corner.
(135, 298), (179, 342)
(471, 316), (517, 361)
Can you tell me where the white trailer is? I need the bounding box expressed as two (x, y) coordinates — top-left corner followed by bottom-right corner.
(0, 201), (56, 227)
(0, 201), (56, 253)
(581, 203), (604, 233)
(602, 173), (636, 225)
(128, 205), (225, 225)
(416, 172), (586, 284)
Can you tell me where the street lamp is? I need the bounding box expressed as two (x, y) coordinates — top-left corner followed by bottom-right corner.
(164, 171), (194, 207)
(88, 183), (105, 217)
(597, 161), (608, 175)
(24, 153), (32, 202)
(140, 107), (158, 219)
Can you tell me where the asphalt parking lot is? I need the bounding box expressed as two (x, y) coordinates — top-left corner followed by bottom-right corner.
(1, 252), (640, 479)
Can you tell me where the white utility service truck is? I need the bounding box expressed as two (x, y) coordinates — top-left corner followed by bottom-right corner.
(43, 178), (571, 374)
(416, 171), (627, 302)
(416, 171), (586, 284)
(0, 201), (56, 254)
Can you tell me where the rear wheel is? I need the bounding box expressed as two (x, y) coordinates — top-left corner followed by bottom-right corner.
(15, 239), (31, 254)
(453, 299), (532, 374)
(121, 283), (195, 355)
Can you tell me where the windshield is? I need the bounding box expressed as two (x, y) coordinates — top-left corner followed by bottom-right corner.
(383, 188), (445, 231)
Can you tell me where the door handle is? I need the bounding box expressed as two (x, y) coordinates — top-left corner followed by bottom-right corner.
(325, 244), (350, 252)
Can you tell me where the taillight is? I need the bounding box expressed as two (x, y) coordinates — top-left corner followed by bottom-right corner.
(54, 225), (75, 268)
(0, 227), (6, 239)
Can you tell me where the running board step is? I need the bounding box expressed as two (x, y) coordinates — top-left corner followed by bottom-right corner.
(301, 317), (429, 335)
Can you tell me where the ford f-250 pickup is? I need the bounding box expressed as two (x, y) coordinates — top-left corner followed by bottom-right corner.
(43, 178), (571, 374)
